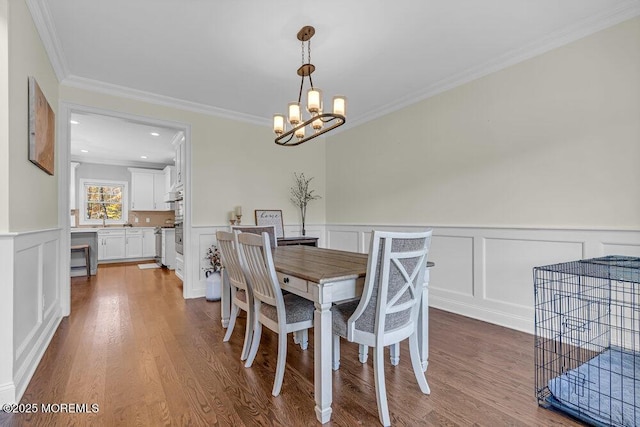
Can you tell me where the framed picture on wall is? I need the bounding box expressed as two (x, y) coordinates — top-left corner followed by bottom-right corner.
(255, 209), (284, 238)
(28, 76), (55, 175)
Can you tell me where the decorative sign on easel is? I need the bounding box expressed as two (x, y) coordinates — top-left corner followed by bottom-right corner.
(254, 209), (284, 238)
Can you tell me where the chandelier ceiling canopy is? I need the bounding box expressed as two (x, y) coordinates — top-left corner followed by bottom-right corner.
(273, 26), (346, 147)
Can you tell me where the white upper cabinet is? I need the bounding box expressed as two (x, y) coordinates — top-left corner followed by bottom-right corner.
(129, 168), (170, 211)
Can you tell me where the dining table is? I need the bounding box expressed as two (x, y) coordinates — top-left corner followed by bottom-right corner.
(220, 245), (434, 424)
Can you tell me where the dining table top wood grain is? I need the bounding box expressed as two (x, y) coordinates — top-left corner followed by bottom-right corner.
(273, 245), (369, 284)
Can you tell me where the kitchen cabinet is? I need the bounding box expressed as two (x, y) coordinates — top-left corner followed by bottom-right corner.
(98, 229), (126, 260)
(129, 168), (169, 211)
(142, 228), (156, 257)
(97, 228), (155, 261)
(125, 229), (143, 258)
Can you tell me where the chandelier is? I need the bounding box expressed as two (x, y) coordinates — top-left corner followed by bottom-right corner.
(273, 26), (346, 146)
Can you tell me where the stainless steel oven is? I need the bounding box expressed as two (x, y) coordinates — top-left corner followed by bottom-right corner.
(174, 190), (184, 255)
(174, 190), (184, 223)
(175, 222), (183, 255)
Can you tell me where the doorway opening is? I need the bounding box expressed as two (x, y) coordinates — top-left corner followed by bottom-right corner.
(59, 103), (192, 316)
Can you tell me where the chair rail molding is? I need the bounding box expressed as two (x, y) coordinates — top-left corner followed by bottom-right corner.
(325, 224), (640, 334)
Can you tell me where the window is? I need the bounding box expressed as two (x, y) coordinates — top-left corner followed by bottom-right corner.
(79, 179), (128, 225)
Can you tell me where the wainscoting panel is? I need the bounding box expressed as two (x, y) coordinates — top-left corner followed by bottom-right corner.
(0, 229), (64, 405)
(601, 242), (640, 257)
(483, 238), (583, 308)
(326, 230), (360, 252)
(325, 225), (640, 334)
(429, 235), (474, 298)
(13, 245), (42, 358)
(188, 224), (639, 333)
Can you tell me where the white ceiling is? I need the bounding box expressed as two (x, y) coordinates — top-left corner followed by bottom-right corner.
(70, 112), (181, 168)
(29, 0), (640, 159)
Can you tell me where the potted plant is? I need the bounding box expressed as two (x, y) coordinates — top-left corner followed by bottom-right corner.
(290, 172), (321, 236)
(203, 244), (223, 301)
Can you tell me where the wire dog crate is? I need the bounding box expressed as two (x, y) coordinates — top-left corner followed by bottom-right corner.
(534, 255), (640, 426)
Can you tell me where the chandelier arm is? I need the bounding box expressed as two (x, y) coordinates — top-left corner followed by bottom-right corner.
(274, 113), (346, 146)
(297, 74), (304, 104)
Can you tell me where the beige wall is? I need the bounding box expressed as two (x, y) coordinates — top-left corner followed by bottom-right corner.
(6, 0), (59, 232)
(59, 86), (327, 228)
(326, 17), (640, 229)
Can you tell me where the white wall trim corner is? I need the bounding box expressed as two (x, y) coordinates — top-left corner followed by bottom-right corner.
(325, 224), (640, 334)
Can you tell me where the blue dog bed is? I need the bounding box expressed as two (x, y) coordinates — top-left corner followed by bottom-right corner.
(548, 347), (640, 426)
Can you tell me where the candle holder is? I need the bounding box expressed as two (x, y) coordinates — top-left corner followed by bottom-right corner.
(235, 214), (242, 225)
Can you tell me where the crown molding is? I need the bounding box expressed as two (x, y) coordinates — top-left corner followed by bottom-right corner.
(61, 75), (271, 128)
(25, 0), (69, 81)
(346, 2), (640, 130)
(27, 0), (640, 132)
(70, 156), (170, 170)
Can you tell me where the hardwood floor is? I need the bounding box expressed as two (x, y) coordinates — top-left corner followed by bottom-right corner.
(0, 263), (583, 426)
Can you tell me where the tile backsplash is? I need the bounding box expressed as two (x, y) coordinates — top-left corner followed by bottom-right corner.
(70, 209), (175, 228)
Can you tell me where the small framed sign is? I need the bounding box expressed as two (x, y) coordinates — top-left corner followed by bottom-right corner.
(255, 209), (284, 238)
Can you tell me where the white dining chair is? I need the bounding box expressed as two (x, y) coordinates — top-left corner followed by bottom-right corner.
(237, 231), (315, 397)
(331, 230), (432, 426)
(231, 225), (277, 249)
(216, 231), (254, 361)
(232, 225), (307, 349)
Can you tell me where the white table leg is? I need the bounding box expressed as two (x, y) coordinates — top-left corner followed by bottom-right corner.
(221, 268), (231, 328)
(314, 300), (333, 424)
(418, 268), (430, 371)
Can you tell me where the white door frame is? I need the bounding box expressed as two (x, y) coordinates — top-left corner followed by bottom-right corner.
(57, 102), (193, 315)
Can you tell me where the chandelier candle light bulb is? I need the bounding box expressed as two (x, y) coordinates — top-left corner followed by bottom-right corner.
(288, 103), (301, 125)
(273, 115), (285, 135)
(273, 25), (346, 146)
(307, 88), (322, 113)
(333, 96), (346, 116)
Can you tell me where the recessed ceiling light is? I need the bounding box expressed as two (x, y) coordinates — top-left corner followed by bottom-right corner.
(150, 132), (160, 137)
(80, 149), (89, 153)
(70, 120), (79, 124)
(140, 155), (148, 159)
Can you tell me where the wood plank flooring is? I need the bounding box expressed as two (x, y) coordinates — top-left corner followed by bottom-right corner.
(0, 263), (584, 426)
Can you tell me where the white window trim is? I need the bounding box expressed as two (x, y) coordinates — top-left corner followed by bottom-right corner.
(79, 179), (129, 226)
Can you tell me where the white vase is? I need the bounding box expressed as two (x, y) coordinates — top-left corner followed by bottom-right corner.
(205, 271), (221, 301)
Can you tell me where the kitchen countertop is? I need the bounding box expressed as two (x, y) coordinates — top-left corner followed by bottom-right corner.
(70, 227), (158, 233)
(71, 228), (100, 233)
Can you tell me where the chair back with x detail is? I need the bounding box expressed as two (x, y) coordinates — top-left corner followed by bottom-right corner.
(332, 229), (432, 426)
(216, 231), (254, 361)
